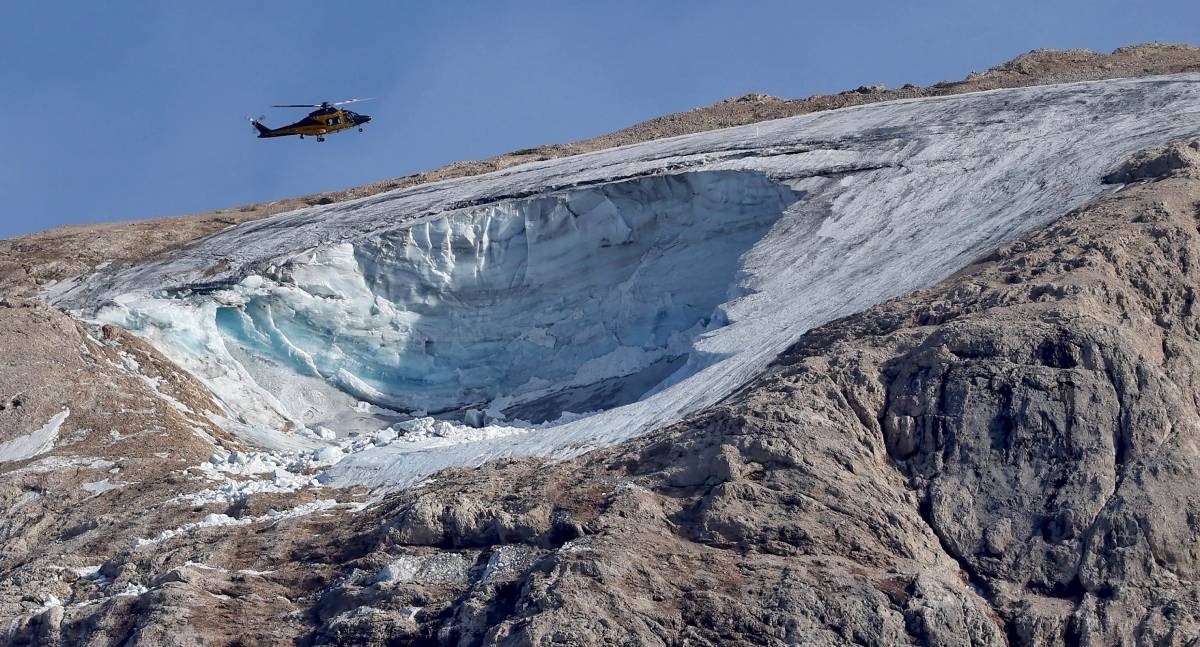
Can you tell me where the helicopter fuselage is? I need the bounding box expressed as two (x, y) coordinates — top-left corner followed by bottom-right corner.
(252, 106), (371, 141)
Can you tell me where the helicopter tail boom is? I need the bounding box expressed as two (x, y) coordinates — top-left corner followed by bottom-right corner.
(249, 118), (288, 138)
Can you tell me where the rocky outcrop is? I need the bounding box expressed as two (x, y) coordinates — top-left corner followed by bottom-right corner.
(777, 140), (1200, 643)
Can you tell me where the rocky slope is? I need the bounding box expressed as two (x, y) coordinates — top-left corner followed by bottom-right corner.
(4, 46), (1200, 645)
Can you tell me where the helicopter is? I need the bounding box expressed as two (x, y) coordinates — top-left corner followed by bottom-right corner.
(250, 98), (372, 142)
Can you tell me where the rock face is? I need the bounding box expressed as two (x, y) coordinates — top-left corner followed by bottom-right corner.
(5, 50), (1200, 645)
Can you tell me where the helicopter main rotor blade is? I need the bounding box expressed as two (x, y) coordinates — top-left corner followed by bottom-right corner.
(269, 99), (373, 108)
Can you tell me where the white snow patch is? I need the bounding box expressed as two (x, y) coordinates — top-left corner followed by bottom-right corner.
(388, 417), (531, 448)
(374, 552), (473, 585)
(0, 409), (69, 463)
(10, 456), (113, 475)
(72, 565), (103, 579)
(115, 583), (148, 597)
(174, 449), (327, 505)
(183, 561), (222, 570)
(480, 545), (538, 582)
(266, 497), (341, 520)
(81, 479), (127, 496)
(134, 499), (343, 547)
(177, 418), (533, 502)
(135, 513), (251, 547)
(558, 537), (595, 554)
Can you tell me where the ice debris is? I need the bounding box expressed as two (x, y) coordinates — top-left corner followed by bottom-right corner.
(134, 499), (342, 547)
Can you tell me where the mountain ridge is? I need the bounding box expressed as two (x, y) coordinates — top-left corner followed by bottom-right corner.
(4, 44), (1200, 645)
(4, 43), (1200, 299)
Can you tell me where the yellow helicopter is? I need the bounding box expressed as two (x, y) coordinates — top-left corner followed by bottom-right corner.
(250, 98), (372, 142)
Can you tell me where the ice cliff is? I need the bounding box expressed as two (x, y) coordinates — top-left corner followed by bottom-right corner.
(52, 74), (1200, 487)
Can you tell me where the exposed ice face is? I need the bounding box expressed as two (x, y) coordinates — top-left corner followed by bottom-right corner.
(96, 171), (797, 434)
(210, 171), (796, 424)
(61, 74), (1200, 487)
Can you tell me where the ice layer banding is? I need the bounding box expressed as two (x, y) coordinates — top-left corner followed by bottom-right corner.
(109, 171), (799, 432)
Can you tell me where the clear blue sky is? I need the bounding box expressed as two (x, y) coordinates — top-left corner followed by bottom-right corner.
(1, 1), (1197, 239)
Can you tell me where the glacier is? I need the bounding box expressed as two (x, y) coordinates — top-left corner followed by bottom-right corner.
(52, 74), (1200, 488)
(212, 171), (797, 425)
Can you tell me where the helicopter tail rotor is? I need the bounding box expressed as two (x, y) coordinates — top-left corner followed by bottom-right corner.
(248, 115), (270, 137)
